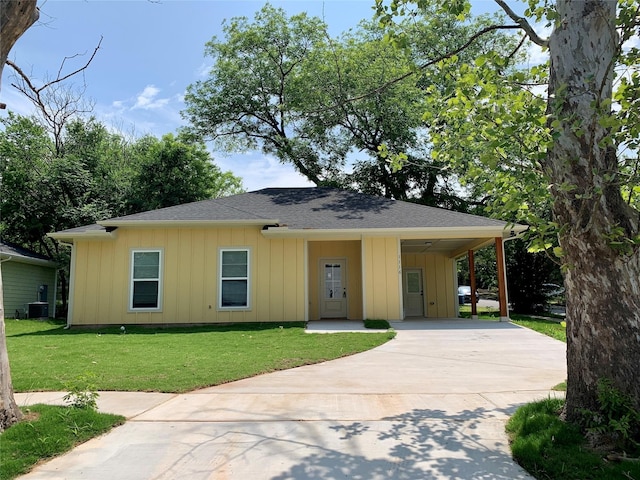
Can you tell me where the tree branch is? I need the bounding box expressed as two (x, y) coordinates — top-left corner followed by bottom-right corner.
(8, 35), (103, 96)
(494, 0), (549, 47)
(0, 0), (39, 108)
(314, 24), (522, 111)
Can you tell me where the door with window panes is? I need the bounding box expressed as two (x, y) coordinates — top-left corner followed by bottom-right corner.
(320, 258), (347, 318)
(403, 268), (424, 317)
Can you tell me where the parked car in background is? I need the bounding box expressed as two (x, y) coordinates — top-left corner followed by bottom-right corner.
(542, 283), (565, 298)
(457, 285), (479, 305)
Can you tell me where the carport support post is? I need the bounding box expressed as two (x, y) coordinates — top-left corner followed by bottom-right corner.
(468, 250), (478, 319)
(495, 237), (509, 321)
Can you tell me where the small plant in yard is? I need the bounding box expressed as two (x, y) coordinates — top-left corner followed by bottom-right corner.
(578, 378), (640, 453)
(63, 372), (99, 410)
(364, 319), (391, 329)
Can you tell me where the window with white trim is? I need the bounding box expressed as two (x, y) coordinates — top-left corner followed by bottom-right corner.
(130, 249), (162, 310)
(219, 248), (250, 309)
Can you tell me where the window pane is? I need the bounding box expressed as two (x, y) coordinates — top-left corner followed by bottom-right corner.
(221, 250), (247, 278)
(407, 272), (421, 294)
(133, 252), (159, 279)
(222, 264), (247, 277)
(132, 281), (158, 308)
(222, 250), (247, 265)
(221, 280), (247, 307)
(324, 264), (342, 298)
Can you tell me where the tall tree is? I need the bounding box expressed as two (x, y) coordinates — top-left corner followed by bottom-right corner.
(376, 0), (640, 425)
(542, 0), (639, 422)
(0, 0), (39, 432)
(183, 4), (329, 184)
(127, 133), (243, 213)
(183, 5), (518, 208)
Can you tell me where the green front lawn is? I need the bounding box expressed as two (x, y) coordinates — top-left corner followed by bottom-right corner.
(6, 319), (395, 393)
(2, 319), (393, 479)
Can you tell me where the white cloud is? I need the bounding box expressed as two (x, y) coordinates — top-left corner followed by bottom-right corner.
(215, 153), (314, 191)
(133, 85), (170, 110)
(196, 62), (213, 78)
(0, 86), (38, 117)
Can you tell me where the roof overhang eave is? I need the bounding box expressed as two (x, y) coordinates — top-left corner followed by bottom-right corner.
(97, 219), (279, 228)
(47, 230), (117, 243)
(261, 224), (528, 239)
(0, 253), (57, 268)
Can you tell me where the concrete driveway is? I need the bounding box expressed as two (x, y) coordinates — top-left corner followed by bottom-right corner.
(17, 319), (566, 480)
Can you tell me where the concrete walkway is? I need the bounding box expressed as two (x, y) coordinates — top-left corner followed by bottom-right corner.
(16, 319), (566, 480)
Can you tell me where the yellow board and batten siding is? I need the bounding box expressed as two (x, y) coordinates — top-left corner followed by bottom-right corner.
(401, 252), (456, 318)
(70, 226), (304, 326)
(362, 237), (402, 321)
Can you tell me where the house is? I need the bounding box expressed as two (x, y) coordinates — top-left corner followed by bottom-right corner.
(1, 241), (57, 318)
(49, 188), (526, 327)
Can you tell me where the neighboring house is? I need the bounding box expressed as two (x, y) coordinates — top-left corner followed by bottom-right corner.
(1, 241), (57, 318)
(49, 188), (526, 327)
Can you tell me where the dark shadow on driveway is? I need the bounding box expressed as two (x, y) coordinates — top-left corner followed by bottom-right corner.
(264, 406), (528, 480)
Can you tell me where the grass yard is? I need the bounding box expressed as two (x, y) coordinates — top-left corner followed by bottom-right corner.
(0, 405), (124, 480)
(510, 314), (567, 343)
(6, 319), (395, 393)
(458, 306), (567, 343)
(507, 398), (640, 480)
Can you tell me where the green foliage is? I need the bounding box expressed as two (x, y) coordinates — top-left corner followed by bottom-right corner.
(457, 245), (498, 289)
(0, 404), (124, 480)
(127, 133), (243, 213)
(507, 398), (640, 480)
(62, 372), (99, 410)
(579, 378), (640, 452)
(505, 239), (563, 314)
(363, 319), (392, 329)
(183, 4), (519, 208)
(183, 4), (329, 184)
(5, 319), (394, 393)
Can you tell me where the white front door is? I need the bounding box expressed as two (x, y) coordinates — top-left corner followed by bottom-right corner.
(403, 268), (424, 317)
(320, 259), (348, 318)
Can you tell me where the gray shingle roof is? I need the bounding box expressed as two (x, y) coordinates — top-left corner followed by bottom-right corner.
(53, 188), (519, 235)
(0, 240), (55, 263)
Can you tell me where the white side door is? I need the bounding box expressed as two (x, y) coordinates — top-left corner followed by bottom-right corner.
(403, 268), (424, 317)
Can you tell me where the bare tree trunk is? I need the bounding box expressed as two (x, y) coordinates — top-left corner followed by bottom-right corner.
(547, 0), (640, 420)
(0, 264), (22, 431)
(0, 0), (39, 430)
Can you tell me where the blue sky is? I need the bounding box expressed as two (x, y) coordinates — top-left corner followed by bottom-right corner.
(1, 0), (505, 191)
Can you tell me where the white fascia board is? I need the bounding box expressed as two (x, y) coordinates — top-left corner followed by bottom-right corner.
(98, 219), (279, 228)
(47, 230), (117, 243)
(261, 224), (528, 240)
